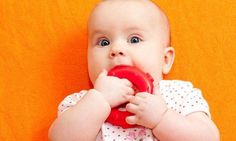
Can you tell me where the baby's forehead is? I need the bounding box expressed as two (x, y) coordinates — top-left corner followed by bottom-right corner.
(88, 0), (170, 46)
(95, 0), (164, 16)
(89, 0), (168, 27)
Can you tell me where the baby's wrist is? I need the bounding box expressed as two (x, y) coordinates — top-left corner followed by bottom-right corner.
(152, 107), (169, 131)
(88, 89), (111, 111)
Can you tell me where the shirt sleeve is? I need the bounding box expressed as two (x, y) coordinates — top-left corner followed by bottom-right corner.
(57, 90), (88, 116)
(180, 87), (211, 118)
(160, 80), (211, 118)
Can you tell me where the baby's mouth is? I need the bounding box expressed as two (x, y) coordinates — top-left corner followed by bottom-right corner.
(111, 64), (132, 69)
(110, 58), (133, 69)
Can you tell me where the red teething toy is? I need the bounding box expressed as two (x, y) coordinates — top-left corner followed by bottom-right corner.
(106, 65), (154, 128)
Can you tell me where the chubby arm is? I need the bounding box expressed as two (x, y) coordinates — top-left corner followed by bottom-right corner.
(48, 70), (134, 141)
(125, 92), (220, 141)
(152, 110), (220, 141)
(48, 89), (111, 141)
(126, 80), (220, 141)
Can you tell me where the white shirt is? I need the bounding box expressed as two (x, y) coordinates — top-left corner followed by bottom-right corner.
(58, 80), (210, 141)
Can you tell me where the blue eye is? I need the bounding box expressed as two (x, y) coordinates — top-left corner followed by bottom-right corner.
(130, 36), (141, 43)
(99, 39), (110, 46)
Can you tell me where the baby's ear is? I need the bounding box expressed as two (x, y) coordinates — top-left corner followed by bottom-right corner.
(162, 46), (175, 74)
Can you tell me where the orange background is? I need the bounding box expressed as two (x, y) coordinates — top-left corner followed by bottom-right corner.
(0, 0), (235, 140)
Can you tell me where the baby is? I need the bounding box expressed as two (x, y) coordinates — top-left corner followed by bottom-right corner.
(49, 0), (219, 141)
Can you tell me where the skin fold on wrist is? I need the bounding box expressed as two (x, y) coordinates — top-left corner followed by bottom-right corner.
(152, 107), (169, 130)
(88, 89), (112, 111)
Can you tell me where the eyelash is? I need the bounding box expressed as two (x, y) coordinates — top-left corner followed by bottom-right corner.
(128, 36), (143, 44)
(98, 39), (110, 47)
(95, 37), (110, 47)
(95, 35), (143, 47)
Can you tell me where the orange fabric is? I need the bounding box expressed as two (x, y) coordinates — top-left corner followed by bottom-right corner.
(0, 0), (235, 140)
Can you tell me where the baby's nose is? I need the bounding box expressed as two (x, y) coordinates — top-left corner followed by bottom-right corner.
(110, 51), (125, 57)
(109, 45), (126, 58)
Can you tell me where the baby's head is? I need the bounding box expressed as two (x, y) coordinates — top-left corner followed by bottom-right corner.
(87, 0), (175, 86)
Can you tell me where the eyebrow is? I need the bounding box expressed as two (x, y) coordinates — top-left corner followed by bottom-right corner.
(125, 26), (145, 32)
(89, 26), (146, 38)
(89, 29), (106, 38)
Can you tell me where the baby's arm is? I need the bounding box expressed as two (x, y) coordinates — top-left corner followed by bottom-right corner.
(48, 89), (111, 141)
(48, 70), (134, 141)
(126, 81), (220, 141)
(126, 93), (219, 141)
(151, 83), (220, 141)
(152, 109), (220, 141)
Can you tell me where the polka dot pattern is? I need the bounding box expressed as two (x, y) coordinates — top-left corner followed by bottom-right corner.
(57, 90), (87, 116)
(58, 80), (210, 140)
(159, 80), (210, 117)
(99, 123), (154, 141)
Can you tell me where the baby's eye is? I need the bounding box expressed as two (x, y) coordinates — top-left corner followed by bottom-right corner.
(98, 39), (110, 47)
(129, 36), (141, 44)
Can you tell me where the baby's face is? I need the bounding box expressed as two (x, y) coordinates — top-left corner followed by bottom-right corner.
(87, 0), (174, 85)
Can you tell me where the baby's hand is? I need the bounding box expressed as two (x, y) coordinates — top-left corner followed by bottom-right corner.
(94, 70), (134, 108)
(125, 91), (168, 129)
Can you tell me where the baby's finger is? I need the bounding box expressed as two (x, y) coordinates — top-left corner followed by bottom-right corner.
(126, 87), (135, 95)
(135, 92), (148, 98)
(129, 95), (144, 105)
(121, 78), (133, 87)
(123, 95), (134, 101)
(126, 103), (139, 114)
(126, 115), (138, 125)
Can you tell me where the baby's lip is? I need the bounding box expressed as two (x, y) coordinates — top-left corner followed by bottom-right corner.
(115, 64), (132, 67)
(110, 59), (133, 69)
(109, 64), (132, 70)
